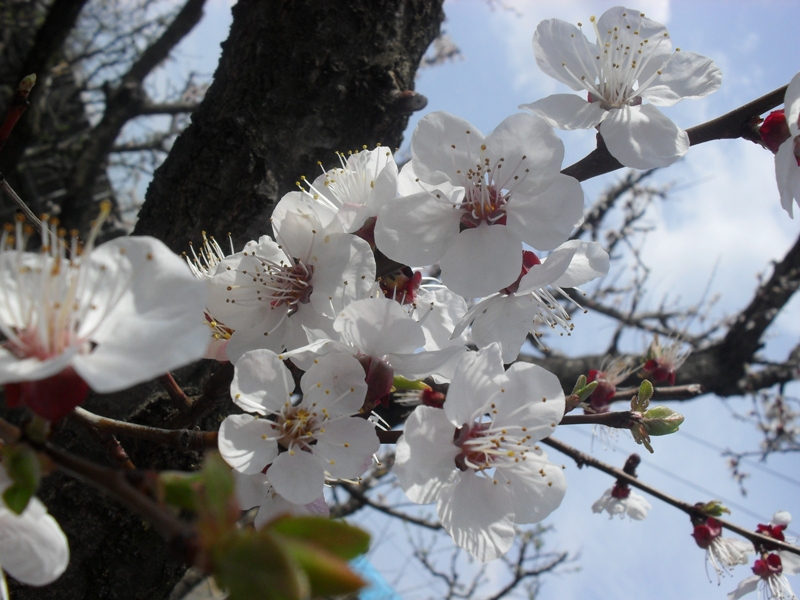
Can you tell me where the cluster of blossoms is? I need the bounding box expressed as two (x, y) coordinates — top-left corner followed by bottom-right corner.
(3, 3), (799, 592)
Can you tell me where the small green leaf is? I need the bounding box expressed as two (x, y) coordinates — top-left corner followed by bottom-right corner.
(642, 406), (684, 436)
(3, 484), (33, 515)
(268, 516), (370, 560)
(570, 374), (587, 396)
(160, 471), (203, 512)
(631, 379), (653, 412)
(214, 530), (308, 600)
(697, 500), (730, 517)
(280, 537), (366, 597)
(1, 445), (40, 514)
(202, 452), (236, 520)
(392, 376), (430, 392)
(576, 380), (599, 403)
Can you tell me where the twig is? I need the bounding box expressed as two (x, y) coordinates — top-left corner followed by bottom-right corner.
(160, 372), (193, 410)
(70, 407), (217, 451)
(542, 436), (800, 556)
(340, 482), (441, 530)
(562, 84), (788, 182)
(168, 362), (234, 429)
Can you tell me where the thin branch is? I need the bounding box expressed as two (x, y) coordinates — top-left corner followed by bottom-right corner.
(70, 407), (217, 451)
(340, 482), (442, 531)
(542, 436), (800, 556)
(562, 84), (788, 182)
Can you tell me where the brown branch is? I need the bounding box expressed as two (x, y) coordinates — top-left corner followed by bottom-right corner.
(160, 372), (193, 410)
(560, 411), (638, 427)
(70, 407), (218, 452)
(167, 361), (234, 430)
(340, 482), (442, 530)
(611, 384), (704, 403)
(137, 101), (201, 116)
(63, 0), (208, 230)
(562, 84), (788, 182)
(542, 436), (800, 556)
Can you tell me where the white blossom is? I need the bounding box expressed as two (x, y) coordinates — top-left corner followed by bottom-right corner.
(521, 6), (721, 169)
(591, 485), (651, 520)
(0, 209), (209, 421)
(218, 350), (379, 505)
(394, 344), (566, 562)
(374, 112), (583, 298)
(774, 72), (800, 217)
(0, 465), (69, 598)
(233, 471), (329, 530)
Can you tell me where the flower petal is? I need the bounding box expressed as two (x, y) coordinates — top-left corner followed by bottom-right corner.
(775, 139), (800, 217)
(469, 296), (540, 364)
(314, 417), (379, 479)
(445, 344), (505, 425)
(218, 414), (279, 474)
(334, 297), (425, 357)
(437, 473), (515, 562)
(394, 406), (460, 504)
(231, 349), (293, 414)
(532, 18), (599, 91)
(411, 112), (487, 183)
(268, 450), (326, 506)
(599, 104), (689, 169)
(520, 94), (606, 130)
(300, 353), (368, 417)
(639, 51), (722, 107)
(786, 72), (800, 136)
(504, 457), (567, 524)
(440, 224), (522, 298)
(0, 497), (69, 586)
(551, 241), (610, 288)
(374, 191), (461, 266)
(73, 236), (209, 393)
(505, 174), (584, 252)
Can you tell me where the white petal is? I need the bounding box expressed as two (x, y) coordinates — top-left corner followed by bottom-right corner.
(307, 232), (375, 318)
(775, 139), (800, 218)
(780, 550), (800, 575)
(640, 51), (722, 107)
(218, 414), (279, 474)
(253, 487), (328, 530)
(484, 113), (564, 194)
(230, 349), (293, 414)
(0, 348), (77, 386)
(411, 112), (486, 183)
(386, 346), (465, 381)
(516, 247), (576, 294)
(520, 94), (606, 130)
(73, 236), (209, 393)
(551, 241), (610, 288)
(268, 450), (326, 506)
(300, 353), (368, 417)
(440, 225), (522, 298)
(532, 19), (599, 91)
(272, 191), (340, 238)
(786, 72), (800, 136)
(0, 498), (69, 586)
(505, 174), (584, 252)
(416, 287), (468, 351)
(504, 458), (567, 524)
(232, 471), (272, 510)
(597, 7), (670, 45)
(334, 297), (425, 357)
(496, 362), (565, 434)
(772, 510), (792, 526)
(469, 296), (539, 364)
(624, 492), (652, 520)
(313, 417), (379, 479)
(599, 104), (689, 169)
(374, 191), (461, 267)
(394, 406), (460, 504)
(437, 473), (515, 562)
(445, 344), (505, 425)
(727, 576), (759, 600)
(223, 311), (288, 362)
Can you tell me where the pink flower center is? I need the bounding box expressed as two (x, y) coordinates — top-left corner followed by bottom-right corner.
(691, 517), (722, 549)
(379, 267), (422, 306)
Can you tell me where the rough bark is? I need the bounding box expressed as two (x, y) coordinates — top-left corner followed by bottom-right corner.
(11, 1), (444, 599)
(134, 0), (444, 252)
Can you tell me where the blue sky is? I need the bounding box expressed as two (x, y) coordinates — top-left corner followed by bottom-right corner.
(152, 1), (800, 598)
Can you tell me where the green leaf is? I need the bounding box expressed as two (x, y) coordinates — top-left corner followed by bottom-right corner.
(160, 471), (203, 512)
(631, 379), (653, 412)
(202, 452), (236, 521)
(392, 376), (430, 392)
(214, 530), (308, 600)
(575, 380), (599, 403)
(268, 516), (370, 560)
(642, 406), (684, 436)
(1, 445), (40, 514)
(570, 374), (587, 396)
(280, 537), (366, 597)
(3, 484), (33, 515)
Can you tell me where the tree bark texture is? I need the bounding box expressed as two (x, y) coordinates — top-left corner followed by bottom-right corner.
(134, 0), (444, 252)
